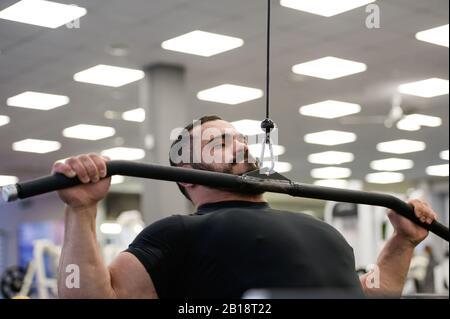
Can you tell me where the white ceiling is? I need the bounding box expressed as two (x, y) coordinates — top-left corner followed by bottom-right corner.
(0, 0), (448, 189)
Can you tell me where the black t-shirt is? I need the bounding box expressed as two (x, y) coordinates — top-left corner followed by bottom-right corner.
(125, 200), (363, 298)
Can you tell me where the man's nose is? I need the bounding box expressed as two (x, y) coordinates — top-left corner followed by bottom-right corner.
(234, 138), (247, 153)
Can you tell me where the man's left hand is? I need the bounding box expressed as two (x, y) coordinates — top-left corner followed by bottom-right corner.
(388, 199), (438, 247)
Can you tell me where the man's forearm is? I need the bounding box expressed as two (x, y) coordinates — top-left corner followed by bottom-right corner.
(360, 232), (415, 297)
(58, 205), (116, 298)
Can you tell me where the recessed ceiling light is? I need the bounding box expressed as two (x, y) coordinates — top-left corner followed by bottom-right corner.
(398, 78), (449, 98)
(231, 119), (264, 136)
(12, 139), (61, 154)
(396, 120), (421, 132)
(440, 150), (449, 161)
(7, 91), (69, 110)
(299, 100), (361, 119)
(0, 115), (10, 127)
(0, 0), (86, 28)
(304, 130), (357, 146)
(162, 30), (244, 57)
(292, 56), (367, 80)
(74, 64), (145, 87)
(366, 172), (404, 184)
(311, 167), (352, 179)
(314, 179), (349, 189)
(63, 124), (116, 141)
(397, 114), (442, 131)
(280, 0), (376, 17)
(197, 84), (263, 105)
(370, 158), (414, 171)
(122, 108), (146, 122)
(308, 151), (354, 165)
(0, 175), (18, 187)
(111, 175), (125, 185)
(101, 147), (146, 161)
(376, 139), (426, 154)
(100, 222), (122, 234)
(416, 24), (449, 47)
(272, 161), (293, 173)
(426, 164), (449, 177)
(248, 144), (286, 159)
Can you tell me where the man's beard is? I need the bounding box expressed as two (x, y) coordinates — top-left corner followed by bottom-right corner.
(191, 161), (258, 175)
(190, 149), (259, 175)
(189, 150), (264, 195)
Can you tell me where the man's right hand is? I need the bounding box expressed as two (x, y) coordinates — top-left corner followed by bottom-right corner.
(52, 154), (111, 211)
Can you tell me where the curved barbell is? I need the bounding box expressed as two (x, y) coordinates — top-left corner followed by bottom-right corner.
(1, 160), (448, 242)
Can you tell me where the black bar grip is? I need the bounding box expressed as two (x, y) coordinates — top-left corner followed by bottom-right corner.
(5, 160), (449, 242)
(287, 183), (449, 241)
(16, 174), (83, 199)
(15, 161), (243, 199)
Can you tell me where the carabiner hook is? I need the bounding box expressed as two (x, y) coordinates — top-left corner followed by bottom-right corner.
(260, 118), (276, 174)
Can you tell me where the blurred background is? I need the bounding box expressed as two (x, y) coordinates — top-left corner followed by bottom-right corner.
(0, 0), (448, 298)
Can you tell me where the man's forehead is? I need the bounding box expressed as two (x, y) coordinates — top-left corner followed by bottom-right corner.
(200, 119), (238, 133)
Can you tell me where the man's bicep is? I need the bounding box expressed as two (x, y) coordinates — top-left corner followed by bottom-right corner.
(108, 252), (158, 299)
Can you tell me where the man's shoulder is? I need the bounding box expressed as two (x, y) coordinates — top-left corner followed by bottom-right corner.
(267, 208), (350, 241)
(140, 214), (186, 236)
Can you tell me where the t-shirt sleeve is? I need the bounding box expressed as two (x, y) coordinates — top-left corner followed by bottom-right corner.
(124, 215), (187, 298)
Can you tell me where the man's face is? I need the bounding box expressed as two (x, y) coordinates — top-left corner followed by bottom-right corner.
(190, 120), (258, 175)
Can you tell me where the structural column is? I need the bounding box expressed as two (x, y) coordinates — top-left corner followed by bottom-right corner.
(140, 64), (191, 224)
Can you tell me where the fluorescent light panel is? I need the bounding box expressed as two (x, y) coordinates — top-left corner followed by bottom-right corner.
(197, 84), (263, 105)
(311, 167), (351, 179)
(63, 124), (116, 141)
(0, 0), (86, 28)
(231, 119), (263, 136)
(0, 115), (10, 127)
(161, 30), (244, 57)
(248, 144), (286, 159)
(280, 0), (376, 17)
(299, 100), (361, 119)
(426, 164), (449, 177)
(416, 24), (449, 47)
(0, 175), (18, 187)
(7, 91), (69, 110)
(122, 108), (146, 122)
(101, 147), (146, 161)
(308, 151), (354, 165)
(397, 114), (442, 131)
(370, 158), (414, 171)
(12, 139), (61, 154)
(74, 65), (145, 87)
(440, 150), (449, 161)
(398, 78), (449, 98)
(292, 56), (367, 80)
(366, 172), (404, 184)
(304, 130), (357, 146)
(377, 139), (426, 154)
(271, 161), (293, 173)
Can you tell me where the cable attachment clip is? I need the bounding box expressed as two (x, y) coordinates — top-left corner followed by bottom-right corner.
(259, 118), (276, 174)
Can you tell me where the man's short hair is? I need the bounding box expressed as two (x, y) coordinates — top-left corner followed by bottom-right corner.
(169, 115), (223, 201)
